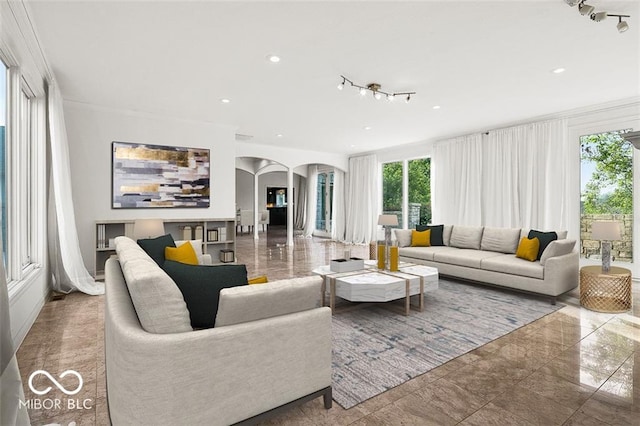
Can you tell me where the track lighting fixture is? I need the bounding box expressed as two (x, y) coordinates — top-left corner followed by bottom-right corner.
(337, 75), (416, 103)
(578, 1), (594, 16)
(564, 1), (631, 32)
(610, 14), (630, 32)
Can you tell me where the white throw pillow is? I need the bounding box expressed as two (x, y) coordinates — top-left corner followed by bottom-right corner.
(540, 239), (576, 265)
(175, 239), (203, 256)
(394, 229), (413, 248)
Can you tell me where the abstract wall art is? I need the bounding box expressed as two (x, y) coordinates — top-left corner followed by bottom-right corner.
(112, 141), (210, 209)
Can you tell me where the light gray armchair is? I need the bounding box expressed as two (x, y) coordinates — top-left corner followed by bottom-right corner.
(259, 210), (270, 231)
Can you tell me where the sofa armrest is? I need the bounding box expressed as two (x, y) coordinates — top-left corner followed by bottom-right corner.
(544, 251), (579, 296)
(105, 264), (331, 426)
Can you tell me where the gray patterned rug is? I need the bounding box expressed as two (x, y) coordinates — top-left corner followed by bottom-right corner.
(331, 279), (563, 409)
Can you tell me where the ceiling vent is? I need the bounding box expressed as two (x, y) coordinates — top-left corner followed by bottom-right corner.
(235, 133), (253, 141)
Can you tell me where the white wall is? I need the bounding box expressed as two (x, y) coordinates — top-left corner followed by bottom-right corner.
(235, 169), (254, 211)
(64, 101), (237, 273)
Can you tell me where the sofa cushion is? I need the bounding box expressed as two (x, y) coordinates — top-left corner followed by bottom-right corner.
(528, 230), (558, 260)
(416, 224), (445, 246)
(434, 249), (503, 268)
(137, 234), (176, 266)
(449, 226), (484, 250)
(411, 229), (431, 247)
(165, 243), (199, 265)
(399, 246), (458, 261)
(540, 239), (576, 266)
(481, 254), (544, 280)
(394, 229), (413, 247)
(443, 225), (453, 246)
(115, 236), (192, 334)
(515, 237), (540, 262)
(481, 227), (521, 254)
(162, 261), (248, 329)
(215, 276), (323, 327)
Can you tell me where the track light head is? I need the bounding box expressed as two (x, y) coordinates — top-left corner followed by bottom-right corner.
(590, 11), (608, 22)
(617, 19), (629, 32)
(387, 94), (395, 101)
(578, 1), (594, 15)
(564, 0), (580, 6)
(405, 94), (411, 103)
(374, 92), (382, 100)
(359, 87), (367, 96)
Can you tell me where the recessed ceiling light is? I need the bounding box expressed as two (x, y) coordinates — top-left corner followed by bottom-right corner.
(552, 68), (566, 74)
(267, 55), (281, 63)
(433, 105), (441, 110)
(350, 144), (356, 148)
(220, 98), (230, 104)
(363, 126), (372, 131)
(276, 134), (283, 138)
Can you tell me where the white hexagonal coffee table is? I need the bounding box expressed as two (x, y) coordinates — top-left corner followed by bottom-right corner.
(313, 263), (438, 315)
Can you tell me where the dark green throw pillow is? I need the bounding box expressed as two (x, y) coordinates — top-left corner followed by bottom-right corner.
(162, 261), (248, 329)
(416, 224), (445, 246)
(137, 234), (176, 266)
(527, 230), (558, 261)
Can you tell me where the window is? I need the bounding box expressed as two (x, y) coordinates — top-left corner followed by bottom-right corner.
(0, 59), (40, 284)
(382, 162), (403, 227)
(0, 60), (7, 270)
(580, 130), (633, 263)
(408, 158), (431, 228)
(382, 159), (432, 229)
(315, 171), (334, 233)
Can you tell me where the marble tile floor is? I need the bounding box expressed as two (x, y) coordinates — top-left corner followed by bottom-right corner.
(16, 228), (640, 425)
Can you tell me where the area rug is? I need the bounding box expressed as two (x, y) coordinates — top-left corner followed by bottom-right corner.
(331, 279), (563, 409)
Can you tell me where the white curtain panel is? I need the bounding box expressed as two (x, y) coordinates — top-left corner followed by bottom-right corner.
(48, 83), (104, 295)
(331, 169), (346, 241)
(435, 119), (569, 230)
(344, 154), (378, 243)
(431, 134), (483, 225)
(304, 165), (318, 237)
(294, 175), (307, 230)
(0, 237), (30, 425)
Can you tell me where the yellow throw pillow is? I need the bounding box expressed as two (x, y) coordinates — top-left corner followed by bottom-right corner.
(165, 243), (199, 265)
(516, 237), (540, 262)
(411, 229), (431, 247)
(248, 275), (268, 285)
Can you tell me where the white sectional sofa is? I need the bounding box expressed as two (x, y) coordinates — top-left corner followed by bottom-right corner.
(105, 236), (332, 425)
(397, 225), (579, 303)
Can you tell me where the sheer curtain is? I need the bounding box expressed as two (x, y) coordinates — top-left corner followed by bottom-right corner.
(431, 134), (483, 225)
(1, 234), (30, 425)
(344, 154), (378, 243)
(331, 169), (345, 241)
(304, 165), (318, 237)
(294, 175), (307, 230)
(48, 82), (104, 295)
(433, 119), (569, 230)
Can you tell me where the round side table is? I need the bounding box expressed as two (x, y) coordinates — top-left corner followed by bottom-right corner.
(580, 265), (632, 313)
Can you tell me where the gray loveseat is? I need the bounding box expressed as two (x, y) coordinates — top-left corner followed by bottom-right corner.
(396, 225), (578, 303)
(105, 236), (332, 425)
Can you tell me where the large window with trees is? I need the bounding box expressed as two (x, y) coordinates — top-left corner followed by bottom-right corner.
(315, 171), (334, 234)
(382, 158), (431, 229)
(580, 130), (633, 263)
(382, 162), (403, 227)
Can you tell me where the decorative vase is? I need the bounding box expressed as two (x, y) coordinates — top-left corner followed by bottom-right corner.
(390, 246), (399, 271)
(377, 244), (386, 269)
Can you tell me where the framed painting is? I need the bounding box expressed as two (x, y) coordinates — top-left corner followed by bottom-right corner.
(112, 141), (210, 209)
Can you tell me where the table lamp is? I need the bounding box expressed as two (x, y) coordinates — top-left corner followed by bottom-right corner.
(591, 221), (621, 273)
(378, 214), (399, 269)
(134, 219), (165, 240)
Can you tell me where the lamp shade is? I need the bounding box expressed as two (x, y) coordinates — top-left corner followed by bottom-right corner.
(134, 219), (165, 239)
(377, 214), (399, 226)
(591, 221), (621, 241)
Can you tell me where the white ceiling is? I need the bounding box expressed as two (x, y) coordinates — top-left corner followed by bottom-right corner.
(26, 1), (640, 155)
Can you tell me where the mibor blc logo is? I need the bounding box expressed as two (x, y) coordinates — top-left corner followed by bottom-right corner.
(20, 369), (93, 412)
(28, 370), (83, 396)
